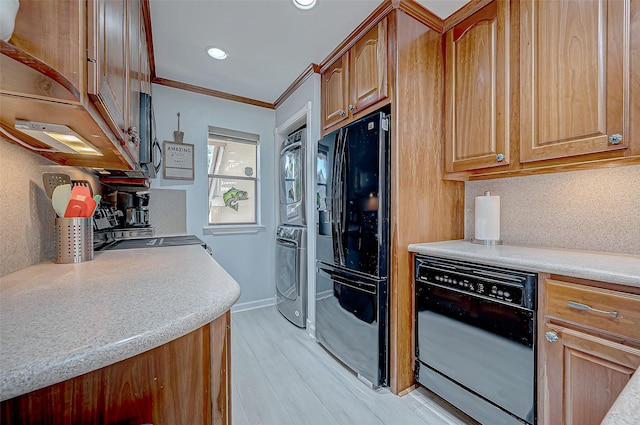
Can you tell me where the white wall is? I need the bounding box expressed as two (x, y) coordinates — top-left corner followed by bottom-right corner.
(465, 165), (640, 255)
(151, 84), (277, 306)
(275, 74), (321, 335)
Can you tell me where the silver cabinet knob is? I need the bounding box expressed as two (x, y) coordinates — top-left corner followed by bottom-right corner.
(496, 153), (505, 162)
(608, 134), (623, 145)
(348, 104), (355, 112)
(545, 331), (559, 343)
(338, 109), (346, 116)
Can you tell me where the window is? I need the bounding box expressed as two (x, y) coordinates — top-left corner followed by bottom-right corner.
(207, 126), (259, 226)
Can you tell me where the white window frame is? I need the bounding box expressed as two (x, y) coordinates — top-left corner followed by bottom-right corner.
(203, 126), (265, 235)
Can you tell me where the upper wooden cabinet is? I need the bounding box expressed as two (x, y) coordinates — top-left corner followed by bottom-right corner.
(321, 18), (389, 133)
(444, 1), (510, 173)
(540, 277), (640, 425)
(0, 0), (149, 171)
(519, 0), (630, 163)
(321, 54), (349, 130)
(89, 0), (144, 165)
(444, 0), (639, 180)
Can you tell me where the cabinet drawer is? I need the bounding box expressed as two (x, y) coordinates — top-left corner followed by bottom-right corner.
(546, 279), (640, 342)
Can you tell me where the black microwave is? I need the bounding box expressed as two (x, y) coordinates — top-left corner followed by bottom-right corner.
(138, 92), (157, 179)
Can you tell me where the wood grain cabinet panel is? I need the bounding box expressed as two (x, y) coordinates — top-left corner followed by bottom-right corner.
(540, 276), (640, 425)
(349, 19), (388, 116)
(519, 0), (631, 163)
(88, 0), (128, 142)
(444, 0), (510, 173)
(88, 0), (148, 165)
(7, 0), (85, 95)
(0, 313), (232, 425)
(321, 55), (349, 130)
(543, 323), (640, 425)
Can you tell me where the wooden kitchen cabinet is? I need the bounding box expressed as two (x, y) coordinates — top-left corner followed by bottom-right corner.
(444, 0), (510, 173)
(89, 0), (148, 165)
(0, 311), (232, 425)
(0, 0), (150, 171)
(443, 0), (640, 181)
(321, 18), (388, 133)
(539, 277), (640, 425)
(321, 54), (349, 130)
(519, 0), (631, 163)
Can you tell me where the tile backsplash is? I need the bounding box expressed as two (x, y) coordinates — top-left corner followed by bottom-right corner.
(465, 164), (640, 255)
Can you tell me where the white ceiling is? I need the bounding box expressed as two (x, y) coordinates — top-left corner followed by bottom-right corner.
(149, 0), (469, 105)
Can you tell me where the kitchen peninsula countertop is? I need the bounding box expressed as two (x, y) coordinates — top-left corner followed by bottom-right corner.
(408, 240), (640, 287)
(0, 244), (241, 402)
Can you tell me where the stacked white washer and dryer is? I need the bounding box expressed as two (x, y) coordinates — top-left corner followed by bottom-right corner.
(276, 126), (308, 327)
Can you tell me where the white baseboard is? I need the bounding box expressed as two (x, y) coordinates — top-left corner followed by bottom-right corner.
(231, 296), (276, 313)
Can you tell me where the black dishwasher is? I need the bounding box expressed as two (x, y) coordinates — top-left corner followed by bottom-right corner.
(414, 255), (537, 425)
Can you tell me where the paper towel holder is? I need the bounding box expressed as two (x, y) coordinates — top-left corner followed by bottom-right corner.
(471, 191), (503, 245)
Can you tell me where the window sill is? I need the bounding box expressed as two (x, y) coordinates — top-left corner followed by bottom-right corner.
(203, 224), (266, 235)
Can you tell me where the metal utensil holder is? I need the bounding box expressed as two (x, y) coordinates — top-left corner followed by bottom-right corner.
(55, 217), (94, 264)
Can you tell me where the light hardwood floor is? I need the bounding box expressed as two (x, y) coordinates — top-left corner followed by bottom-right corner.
(231, 306), (476, 425)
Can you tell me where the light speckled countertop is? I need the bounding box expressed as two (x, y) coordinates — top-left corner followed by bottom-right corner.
(408, 239), (640, 424)
(0, 244), (241, 402)
(408, 240), (640, 287)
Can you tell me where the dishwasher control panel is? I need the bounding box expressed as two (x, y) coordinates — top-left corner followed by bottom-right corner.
(415, 255), (537, 309)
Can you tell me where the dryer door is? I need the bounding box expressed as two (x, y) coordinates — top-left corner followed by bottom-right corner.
(280, 144), (305, 225)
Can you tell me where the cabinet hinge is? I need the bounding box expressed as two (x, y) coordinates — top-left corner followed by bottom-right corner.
(87, 57), (97, 63)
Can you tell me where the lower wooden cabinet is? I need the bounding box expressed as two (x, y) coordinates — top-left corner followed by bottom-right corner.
(0, 311), (232, 425)
(540, 278), (640, 425)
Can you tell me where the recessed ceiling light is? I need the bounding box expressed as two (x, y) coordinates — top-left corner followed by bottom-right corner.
(293, 0), (316, 10)
(207, 47), (229, 60)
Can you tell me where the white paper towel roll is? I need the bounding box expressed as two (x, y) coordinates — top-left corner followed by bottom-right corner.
(475, 191), (501, 241)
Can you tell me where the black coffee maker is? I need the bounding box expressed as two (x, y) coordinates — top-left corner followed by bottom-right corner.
(116, 191), (150, 227)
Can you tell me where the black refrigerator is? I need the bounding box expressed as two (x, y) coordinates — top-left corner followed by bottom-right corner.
(315, 107), (390, 387)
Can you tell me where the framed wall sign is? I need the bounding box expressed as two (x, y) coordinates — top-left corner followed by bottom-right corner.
(163, 141), (194, 180)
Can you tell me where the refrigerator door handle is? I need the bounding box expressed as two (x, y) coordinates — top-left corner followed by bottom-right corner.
(333, 129), (346, 266)
(317, 267), (377, 295)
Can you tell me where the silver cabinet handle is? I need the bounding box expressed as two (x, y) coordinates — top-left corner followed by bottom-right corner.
(608, 134), (623, 145)
(545, 331), (559, 343)
(567, 301), (619, 318)
(338, 109), (346, 116)
(348, 104), (355, 112)
(496, 153), (505, 162)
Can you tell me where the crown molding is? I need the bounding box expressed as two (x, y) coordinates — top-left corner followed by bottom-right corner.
(443, 0), (493, 32)
(152, 77), (275, 109)
(396, 0), (443, 32)
(319, 0), (395, 73)
(273, 63), (320, 109)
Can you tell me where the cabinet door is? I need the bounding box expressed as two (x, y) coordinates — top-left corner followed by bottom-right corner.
(349, 18), (388, 116)
(88, 0), (128, 144)
(321, 55), (349, 131)
(211, 310), (232, 425)
(126, 0), (141, 164)
(520, 0), (630, 162)
(543, 324), (640, 425)
(444, 1), (509, 173)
